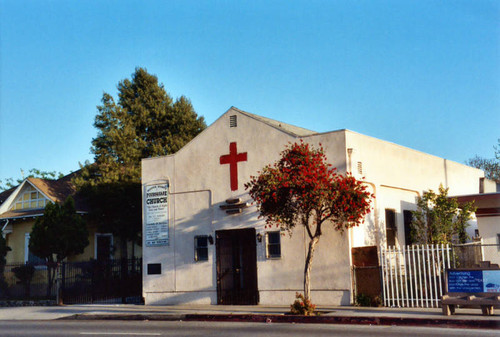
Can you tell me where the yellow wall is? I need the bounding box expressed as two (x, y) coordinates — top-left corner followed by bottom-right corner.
(5, 220), (34, 264)
(4, 219), (141, 264)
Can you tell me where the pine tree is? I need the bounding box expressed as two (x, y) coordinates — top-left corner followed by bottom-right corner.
(75, 68), (206, 258)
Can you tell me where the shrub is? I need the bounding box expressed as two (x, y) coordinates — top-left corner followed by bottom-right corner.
(290, 292), (316, 316)
(355, 293), (383, 307)
(13, 264), (35, 297)
(355, 293), (371, 307)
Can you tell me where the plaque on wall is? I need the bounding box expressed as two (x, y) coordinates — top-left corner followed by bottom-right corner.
(144, 182), (169, 246)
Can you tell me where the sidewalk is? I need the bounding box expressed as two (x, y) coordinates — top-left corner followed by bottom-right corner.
(0, 304), (498, 329)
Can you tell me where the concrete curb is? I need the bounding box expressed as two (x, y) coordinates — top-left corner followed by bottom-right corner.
(62, 314), (186, 321)
(60, 313), (500, 330)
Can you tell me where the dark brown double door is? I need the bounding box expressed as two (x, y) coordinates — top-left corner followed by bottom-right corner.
(216, 228), (258, 305)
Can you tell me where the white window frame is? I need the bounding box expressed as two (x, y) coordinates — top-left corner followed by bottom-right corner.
(24, 233), (30, 264)
(11, 184), (48, 211)
(266, 231), (282, 259)
(24, 233), (45, 267)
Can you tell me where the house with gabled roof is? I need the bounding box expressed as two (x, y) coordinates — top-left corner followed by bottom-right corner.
(0, 173), (116, 264)
(141, 107), (486, 306)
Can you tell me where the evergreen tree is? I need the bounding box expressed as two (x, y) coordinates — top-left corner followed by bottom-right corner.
(29, 197), (89, 297)
(0, 231), (11, 295)
(74, 68), (206, 257)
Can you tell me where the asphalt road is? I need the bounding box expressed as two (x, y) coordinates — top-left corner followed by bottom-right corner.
(0, 321), (498, 337)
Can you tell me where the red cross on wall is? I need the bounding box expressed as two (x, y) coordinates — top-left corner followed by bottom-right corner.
(220, 142), (247, 191)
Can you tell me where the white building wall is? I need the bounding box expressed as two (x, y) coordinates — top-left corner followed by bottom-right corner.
(142, 109), (353, 305)
(341, 131), (484, 248)
(142, 108), (485, 306)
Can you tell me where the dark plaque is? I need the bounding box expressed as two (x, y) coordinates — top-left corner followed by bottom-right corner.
(147, 263), (162, 275)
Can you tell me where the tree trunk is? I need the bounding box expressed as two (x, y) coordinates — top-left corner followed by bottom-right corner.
(304, 236), (320, 301)
(46, 263), (57, 298)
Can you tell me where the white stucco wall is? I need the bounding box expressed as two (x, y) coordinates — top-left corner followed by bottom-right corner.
(142, 109), (352, 305)
(342, 131), (484, 248)
(142, 107), (485, 306)
(479, 217), (500, 265)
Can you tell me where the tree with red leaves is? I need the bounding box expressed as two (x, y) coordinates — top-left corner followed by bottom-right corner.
(245, 141), (373, 302)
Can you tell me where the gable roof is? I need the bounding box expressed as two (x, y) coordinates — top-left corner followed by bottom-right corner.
(0, 171), (86, 221)
(232, 107), (317, 137)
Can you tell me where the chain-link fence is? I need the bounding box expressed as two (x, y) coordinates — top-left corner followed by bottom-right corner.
(451, 242), (500, 268)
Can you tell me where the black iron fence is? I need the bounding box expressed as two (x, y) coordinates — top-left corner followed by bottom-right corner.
(0, 258), (142, 304)
(0, 263), (56, 300)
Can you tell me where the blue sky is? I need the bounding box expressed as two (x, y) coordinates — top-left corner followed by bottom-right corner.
(1, 0), (499, 182)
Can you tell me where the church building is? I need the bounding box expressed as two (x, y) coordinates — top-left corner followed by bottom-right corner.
(141, 107), (485, 306)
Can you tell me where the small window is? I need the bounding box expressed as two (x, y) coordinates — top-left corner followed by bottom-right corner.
(266, 231), (281, 258)
(385, 209), (397, 247)
(194, 236), (209, 261)
(403, 210), (413, 245)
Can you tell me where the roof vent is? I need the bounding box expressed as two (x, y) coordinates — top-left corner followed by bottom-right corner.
(230, 115), (237, 128)
(357, 162), (363, 175)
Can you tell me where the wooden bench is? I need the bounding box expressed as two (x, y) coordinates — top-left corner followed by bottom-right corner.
(442, 293), (500, 315)
(442, 261), (500, 316)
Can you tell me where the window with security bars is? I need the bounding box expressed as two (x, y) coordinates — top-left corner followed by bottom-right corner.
(194, 236), (209, 261)
(385, 209), (397, 247)
(266, 231), (281, 258)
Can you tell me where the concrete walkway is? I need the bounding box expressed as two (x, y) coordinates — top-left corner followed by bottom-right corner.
(0, 304), (498, 329)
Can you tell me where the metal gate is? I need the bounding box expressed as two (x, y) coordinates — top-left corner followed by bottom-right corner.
(61, 258), (142, 304)
(380, 244), (451, 308)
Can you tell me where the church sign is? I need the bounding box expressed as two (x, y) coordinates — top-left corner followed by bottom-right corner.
(144, 182), (169, 247)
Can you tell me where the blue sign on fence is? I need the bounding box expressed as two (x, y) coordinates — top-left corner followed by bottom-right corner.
(447, 270), (500, 293)
(447, 270), (483, 293)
